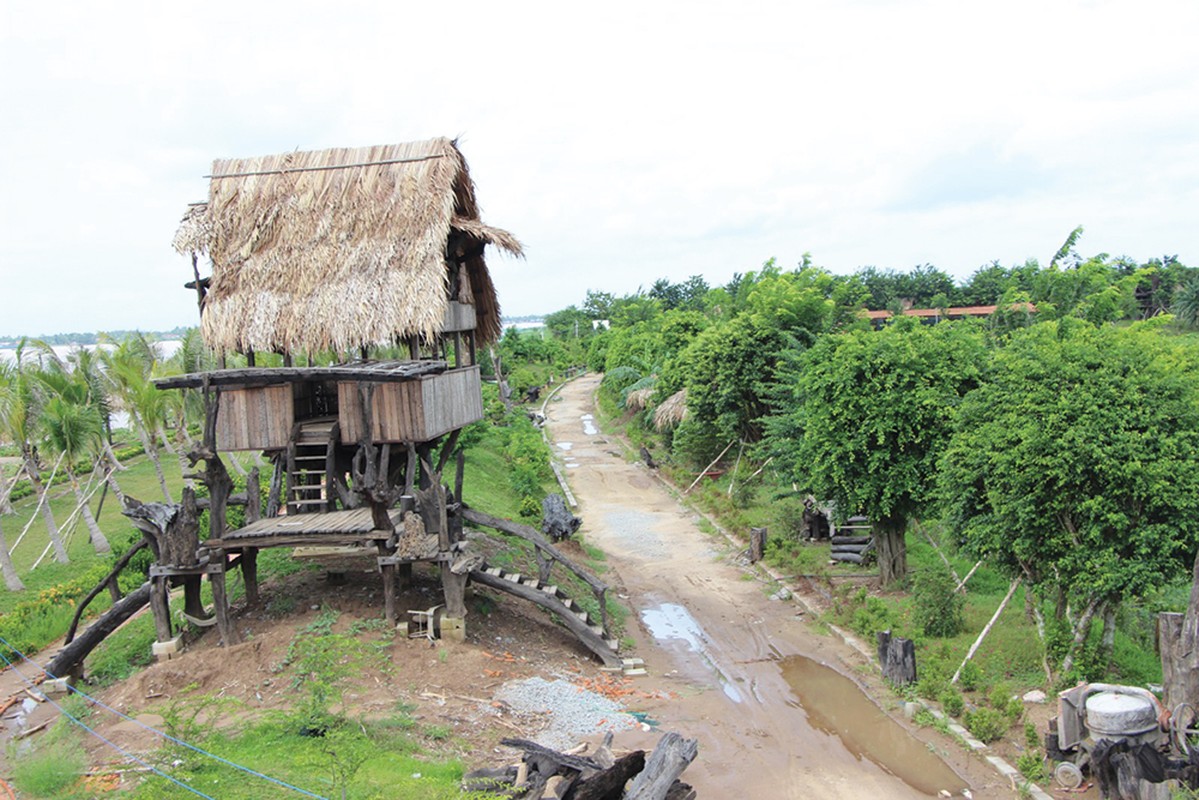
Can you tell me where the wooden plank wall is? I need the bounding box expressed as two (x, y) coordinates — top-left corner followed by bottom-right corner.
(215, 386), (293, 451)
(338, 367), (483, 444)
(442, 301), (477, 333)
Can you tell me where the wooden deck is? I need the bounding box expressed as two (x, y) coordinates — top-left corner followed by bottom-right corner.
(206, 508), (403, 549)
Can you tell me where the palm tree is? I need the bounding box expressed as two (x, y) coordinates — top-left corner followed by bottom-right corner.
(1173, 277), (1199, 330)
(68, 345), (128, 507)
(0, 344), (68, 563)
(101, 335), (173, 501)
(0, 363), (28, 589)
(33, 365), (112, 555)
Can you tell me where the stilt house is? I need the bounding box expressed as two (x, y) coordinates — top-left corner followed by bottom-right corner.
(155, 138), (521, 646)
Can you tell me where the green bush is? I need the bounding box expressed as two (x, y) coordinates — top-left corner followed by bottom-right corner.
(912, 565), (965, 638)
(964, 707), (1008, 743)
(1016, 750), (1047, 782)
(850, 596), (895, 638)
(10, 739), (86, 797)
(940, 689), (965, 718)
(958, 659), (983, 692)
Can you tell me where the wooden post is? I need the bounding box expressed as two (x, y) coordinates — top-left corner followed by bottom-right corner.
(749, 527), (767, 563)
(209, 550), (239, 645)
(183, 576), (205, 619)
(242, 548), (260, 607)
(149, 575), (172, 642)
(266, 455), (283, 518)
(440, 562), (467, 618)
(378, 543), (397, 625)
(952, 578), (1019, 684)
(246, 467), (261, 522)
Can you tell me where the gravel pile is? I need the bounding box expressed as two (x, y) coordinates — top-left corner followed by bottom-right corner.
(496, 677), (639, 750)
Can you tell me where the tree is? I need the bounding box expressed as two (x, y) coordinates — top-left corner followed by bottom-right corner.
(940, 319), (1199, 673)
(772, 317), (986, 584)
(0, 343), (68, 563)
(32, 362), (112, 555)
(101, 335), (173, 501)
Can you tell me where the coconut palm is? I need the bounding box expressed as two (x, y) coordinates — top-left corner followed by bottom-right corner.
(67, 345), (128, 507)
(33, 365), (112, 555)
(101, 335), (173, 501)
(0, 363), (28, 589)
(1173, 277), (1199, 330)
(0, 343), (68, 563)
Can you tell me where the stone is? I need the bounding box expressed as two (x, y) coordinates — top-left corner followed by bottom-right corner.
(1022, 689), (1048, 704)
(151, 636), (184, 661)
(441, 616), (466, 643)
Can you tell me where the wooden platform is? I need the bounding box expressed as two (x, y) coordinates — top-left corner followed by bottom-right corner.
(206, 508), (403, 549)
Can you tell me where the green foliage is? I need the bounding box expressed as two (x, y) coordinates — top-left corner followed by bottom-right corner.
(940, 688), (965, 718)
(849, 594), (896, 638)
(87, 612), (156, 686)
(957, 659), (983, 692)
(941, 320), (1199, 616)
(9, 738), (87, 798)
(1016, 750), (1047, 782)
(963, 707), (1008, 743)
(1024, 720), (1040, 750)
(912, 565), (965, 638)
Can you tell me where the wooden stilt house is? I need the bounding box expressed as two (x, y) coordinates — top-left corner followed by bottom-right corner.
(156, 138), (521, 647)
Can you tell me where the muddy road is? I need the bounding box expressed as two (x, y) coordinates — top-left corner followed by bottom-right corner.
(546, 374), (1004, 799)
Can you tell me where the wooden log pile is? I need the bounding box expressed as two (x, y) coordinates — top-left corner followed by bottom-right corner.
(464, 732), (698, 800)
(830, 515), (874, 565)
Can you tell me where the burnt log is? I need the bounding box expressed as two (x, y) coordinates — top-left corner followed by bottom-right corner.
(831, 552), (868, 564)
(749, 527), (767, 563)
(542, 494), (582, 543)
(124, 492), (200, 568)
(878, 630), (917, 686)
(624, 732), (699, 800)
(46, 582), (151, 680)
(830, 535), (872, 546)
(640, 447), (657, 470)
(567, 750), (647, 800)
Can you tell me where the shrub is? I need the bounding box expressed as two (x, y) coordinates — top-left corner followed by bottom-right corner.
(850, 596), (895, 638)
(1016, 750), (1047, 782)
(964, 707), (1008, 743)
(958, 659), (983, 692)
(941, 689), (965, 718)
(912, 565), (965, 638)
(11, 740), (86, 798)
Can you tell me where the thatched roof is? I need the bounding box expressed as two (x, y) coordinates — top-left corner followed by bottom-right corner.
(624, 388), (654, 411)
(653, 389), (688, 430)
(174, 138), (521, 355)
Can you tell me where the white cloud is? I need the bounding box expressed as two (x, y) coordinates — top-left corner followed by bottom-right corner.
(1, 0), (1196, 332)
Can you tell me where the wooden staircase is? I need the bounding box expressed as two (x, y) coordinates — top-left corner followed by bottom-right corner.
(286, 418), (338, 515)
(471, 561), (621, 667)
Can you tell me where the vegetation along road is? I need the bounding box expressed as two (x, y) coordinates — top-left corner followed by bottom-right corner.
(547, 374), (1005, 799)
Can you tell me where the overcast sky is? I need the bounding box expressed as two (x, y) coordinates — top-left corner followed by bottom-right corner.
(2, 0), (1196, 337)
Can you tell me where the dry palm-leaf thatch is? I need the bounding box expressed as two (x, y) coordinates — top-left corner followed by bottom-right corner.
(654, 389), (688, 430)
(174, 138), (521, 355)
(624, 388), (654, 411)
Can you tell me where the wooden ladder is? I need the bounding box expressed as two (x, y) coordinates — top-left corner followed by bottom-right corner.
(286, 418), (338, 515)
(478, 563), (620, 654)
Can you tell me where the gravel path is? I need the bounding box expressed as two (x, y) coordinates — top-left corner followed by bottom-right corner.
(496, 676), (639, 750)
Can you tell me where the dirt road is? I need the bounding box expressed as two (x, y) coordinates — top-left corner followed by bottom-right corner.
(546, 374), (1004, 799)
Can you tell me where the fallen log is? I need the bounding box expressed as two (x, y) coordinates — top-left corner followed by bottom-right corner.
(831, 552), (867, 564)
(625, 732), (699, 800)
(568, 750), (646, 800)
(45, 582), (152, 680)
(830, 535), (871, 546)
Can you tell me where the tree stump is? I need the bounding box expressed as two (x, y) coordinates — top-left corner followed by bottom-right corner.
(878, 630), (917, 686)
(749, 527), (768, 563)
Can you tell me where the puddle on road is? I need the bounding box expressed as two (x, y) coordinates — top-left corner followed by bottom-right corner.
(641, 603), (743, 702)
(581, 414), (598, 435)
(780, 656), (967, 796)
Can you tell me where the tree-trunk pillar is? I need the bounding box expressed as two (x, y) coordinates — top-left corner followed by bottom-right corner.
(242, 548), (259, 606)
(873, 516), (907, 586)
(440, 562), (468, 643)
(209, 550), (238, 645)
(183, 576), (205, 619)
(149, 575), (172, 642)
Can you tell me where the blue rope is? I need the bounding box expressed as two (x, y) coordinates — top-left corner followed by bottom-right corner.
(0, 649), (216, 799)
(0, 635), (328, 800)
